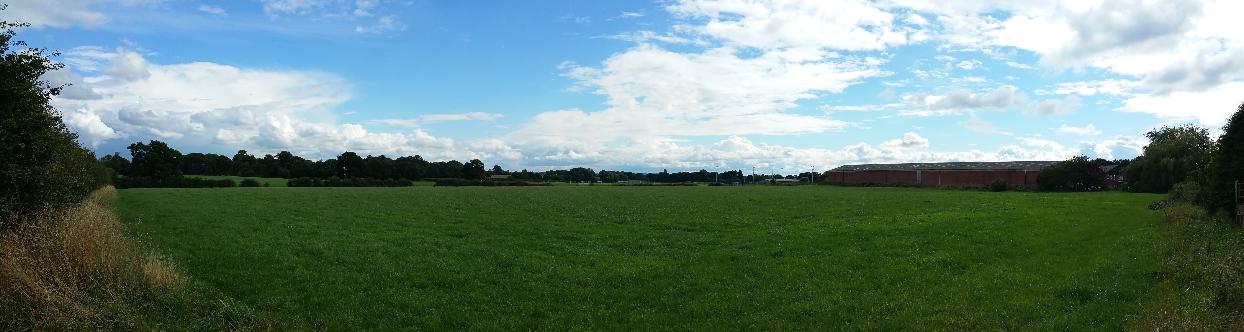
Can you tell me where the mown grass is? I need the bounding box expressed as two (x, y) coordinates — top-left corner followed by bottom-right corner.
(116, 186), (1166, 330)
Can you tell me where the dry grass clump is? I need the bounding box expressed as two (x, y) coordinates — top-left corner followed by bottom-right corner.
(0, 186), (188, 330)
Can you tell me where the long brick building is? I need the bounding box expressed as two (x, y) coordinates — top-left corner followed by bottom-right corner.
(824, 161), (1058, 189)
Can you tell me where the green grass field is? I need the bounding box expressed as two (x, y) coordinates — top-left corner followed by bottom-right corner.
(116, 186), (1166, 330)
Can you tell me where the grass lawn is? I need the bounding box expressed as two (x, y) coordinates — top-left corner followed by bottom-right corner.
(116, 186), (1166, 330)
(187, 175), (290, 187)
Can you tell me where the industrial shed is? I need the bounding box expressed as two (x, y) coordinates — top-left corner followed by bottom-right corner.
(825, 161), (1059, 189)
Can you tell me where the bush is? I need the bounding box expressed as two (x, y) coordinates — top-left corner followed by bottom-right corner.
(1169, 181), (1208, 205)
(0, 21), (109, 224)
(432, 179), (548, 187)
(989, 179), (1008, 192)
(239, 178), (261, 187)
(114, 176), (235, 189)
(288, 177), (413, 187)
(1037, 156), (1106, 192)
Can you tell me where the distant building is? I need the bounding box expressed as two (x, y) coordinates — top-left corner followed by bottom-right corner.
(825, 161), (1059, 189)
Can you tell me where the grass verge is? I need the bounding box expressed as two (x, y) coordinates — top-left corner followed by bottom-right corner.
(1138, 203), (1244, 329)
(0, 187), (262, 330)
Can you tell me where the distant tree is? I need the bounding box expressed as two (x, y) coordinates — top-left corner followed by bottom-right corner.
(1211, 102), (1244, 217)
(1037, 156), (1106, 192)
(231, 150), (257, 176)
(463, 159), (486, 180)
(99, 153), (131, 176)
(0, 18), (108, 221)
(1123, 125), (1215, 193)
(127, 140), (183, 179)
(336, 152), (364, 178)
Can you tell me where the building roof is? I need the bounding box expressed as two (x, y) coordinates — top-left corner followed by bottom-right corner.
(831, 161), (1058, 172)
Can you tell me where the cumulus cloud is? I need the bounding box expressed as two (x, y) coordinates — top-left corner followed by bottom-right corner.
(50, 48), (488, 160)
(880, 132), (929, 148)
(1116, 81), (1244, 126)
(901, 86), (1026, 116)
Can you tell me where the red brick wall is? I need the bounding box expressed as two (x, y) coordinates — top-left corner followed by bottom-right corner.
(826, 170), (1042, 189)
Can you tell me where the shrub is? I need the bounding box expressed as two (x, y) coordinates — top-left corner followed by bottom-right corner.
(288, 177), (413, 187)
(0, 20), (109, 224)
(239, 178), (261, 187)
(432, 179), (549, 187)
(1037, 156), (1106, 192)
(989, 179), (1008, 192)
(114, 176), (235, 189)
(1168, 181), (1207, 205)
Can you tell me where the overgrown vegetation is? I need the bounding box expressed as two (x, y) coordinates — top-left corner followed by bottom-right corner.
(0, 15), (251, 329)
(0, 18), (108, 225)
(0, 187), (259, 330)
(1138, 202), (1244, 329)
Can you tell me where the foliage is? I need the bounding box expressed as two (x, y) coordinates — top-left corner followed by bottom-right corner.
(1210, 102), (1244, 216)
(0, 19), (108, 223)
(462, 159), (486, 180)
(287, 177), (412, 187)
(1123, 125), (1216, 193)
(990, 178), (1009, 192)
(114, 177), (236, 189)
(116, 186), (1165, 330)
(126, 140), (184, 179)
(239, 178), (261, 187)
(1168, 181), (1208, 206)
(1037, 156), (1106, 192)
(433, 179), (549, 187)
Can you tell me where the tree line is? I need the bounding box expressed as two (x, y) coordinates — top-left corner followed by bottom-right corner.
(1037, 103), (1244, 219)
(99, 140), (811, 185)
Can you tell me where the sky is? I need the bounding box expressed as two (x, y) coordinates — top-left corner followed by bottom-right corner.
(7, 0), (1244, 173)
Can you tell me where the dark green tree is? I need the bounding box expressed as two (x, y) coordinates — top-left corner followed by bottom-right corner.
(1211, 102), (1244, 217)
(1037, 156), (1106, 192)
(1122, 125), (1215, 193)
(463, 159), (486, 180)
(0, 19), (107, 222)
(127, 140), (183, 179)
(336, 152), (364, 178)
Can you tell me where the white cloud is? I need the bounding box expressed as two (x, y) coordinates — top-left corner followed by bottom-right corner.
(197, 5), (228, 16)
(1053, 80), (1139, 96)
(880, 132), (929, 148)
(667, 0), (911, 51)
(1117, 81), (1244, 126)
(1077, 135), (1147, 160)
(1057, 124), (1100, 136)
(0, 0), (118, 28)
(956, 59), (980, 70)
(517, 43), (878, 146)
(50, 48), (491, 160)
(901, 86), (1026, 116)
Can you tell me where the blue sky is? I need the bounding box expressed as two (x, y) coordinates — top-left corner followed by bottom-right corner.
(9, 0), (1244, 173)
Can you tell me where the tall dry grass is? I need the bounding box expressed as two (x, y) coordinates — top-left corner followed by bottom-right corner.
(1136, 202), (1244, 330)
(0, 186), (187, 330)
